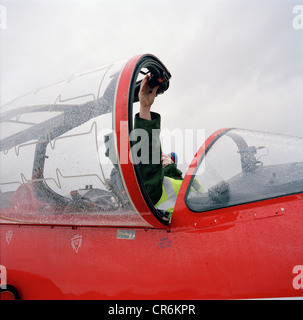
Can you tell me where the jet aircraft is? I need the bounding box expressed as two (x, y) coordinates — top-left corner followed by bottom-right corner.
(0, 54), (302, 299)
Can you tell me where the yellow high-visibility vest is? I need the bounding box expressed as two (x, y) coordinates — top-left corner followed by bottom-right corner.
(155, 177), (183, 216)
(155, 177), (204, 217)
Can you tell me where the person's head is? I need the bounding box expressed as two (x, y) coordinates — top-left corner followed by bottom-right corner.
(162, 152), (178, 168)
(169, 152), (178, 165)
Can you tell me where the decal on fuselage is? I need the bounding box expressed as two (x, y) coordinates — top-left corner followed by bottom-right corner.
(5, 230), (13, 245)
(71, 234), (82, 253)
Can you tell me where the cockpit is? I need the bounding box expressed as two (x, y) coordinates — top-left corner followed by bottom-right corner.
(1, 54), (302, 229)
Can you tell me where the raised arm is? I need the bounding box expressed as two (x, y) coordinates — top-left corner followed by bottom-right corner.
(138, 74), (159, 120)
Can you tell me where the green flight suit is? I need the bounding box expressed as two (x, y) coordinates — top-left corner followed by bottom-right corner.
(134, 112), (183, 208)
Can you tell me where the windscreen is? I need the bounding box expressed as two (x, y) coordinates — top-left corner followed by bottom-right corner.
(186, 128), (303, 213)
(0, 60), (148, 226)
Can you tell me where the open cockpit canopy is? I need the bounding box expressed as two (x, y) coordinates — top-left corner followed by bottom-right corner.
(0, 54), (171, 228)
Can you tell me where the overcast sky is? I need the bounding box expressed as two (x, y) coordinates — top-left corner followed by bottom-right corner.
(1, 0), (302, 143)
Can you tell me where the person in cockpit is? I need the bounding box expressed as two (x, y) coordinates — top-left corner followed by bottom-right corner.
(134, 75), (183, 217)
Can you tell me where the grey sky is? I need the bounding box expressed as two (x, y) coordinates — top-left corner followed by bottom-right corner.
(1, 0), (302, 142)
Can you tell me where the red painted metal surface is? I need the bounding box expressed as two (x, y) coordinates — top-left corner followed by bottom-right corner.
(1, 191), (303, 299)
